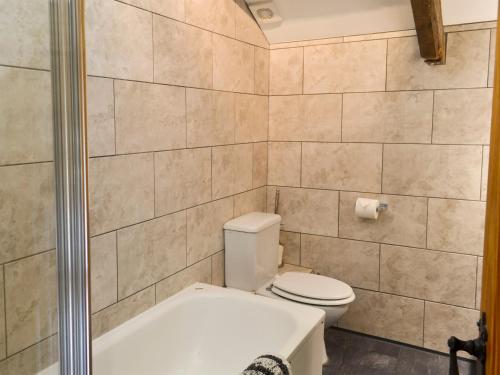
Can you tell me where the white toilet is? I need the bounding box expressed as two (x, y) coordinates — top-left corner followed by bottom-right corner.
(224, 212), (355, 328)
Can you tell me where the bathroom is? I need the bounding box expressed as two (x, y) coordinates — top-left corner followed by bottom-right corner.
(1, 0), (499, 374)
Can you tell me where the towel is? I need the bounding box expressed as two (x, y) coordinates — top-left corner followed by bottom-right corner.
(240, 355), (292, 375)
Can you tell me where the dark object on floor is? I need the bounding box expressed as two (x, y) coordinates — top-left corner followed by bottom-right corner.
(323, 328), (476, 375)
(241, 354), (291, 375)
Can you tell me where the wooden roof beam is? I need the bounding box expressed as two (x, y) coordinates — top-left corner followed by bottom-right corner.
(410, 0), (446, 64)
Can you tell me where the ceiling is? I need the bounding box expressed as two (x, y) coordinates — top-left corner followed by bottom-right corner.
(245, 0), (498, 44)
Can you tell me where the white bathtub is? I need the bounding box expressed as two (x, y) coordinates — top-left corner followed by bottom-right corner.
(39, 283), (325, 375)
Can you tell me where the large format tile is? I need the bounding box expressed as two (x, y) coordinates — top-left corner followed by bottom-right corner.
(117, 212), (187, 299)
(212, 144), (253, 199)
(234, 187), (267, 217)
(115, 81), (186, 153)
(92, 286), (155, 338)
(302, 143), (382, 193)
(90, 232), (117, 313)
(342, 91), (433, 143)
(0, 67), (53, 165)
(253, 142), (268, 188)
(255, 47), (270, 95)
(280, 231), (301, 265)
(5, 251), (57, 355)
(155, 148), (211, 215)
(153, 15), (212, 88)
(0, 163), (55, 264)
(186, 89), (235, 148)
(339, 192), (427, 248)
(0, 0), (50, 69)
(339, 289), (424, 346)
(235, 94), (268, 143)
(269, 95), (342, 142)
(424, 302), (480, 354)
(156, 258), (212, 302)
(387, 30), (490, 90)
(185, 0), (235, 37)
(186, 197), (234, 265)
(87, 77), (115, 157)
(433, 89), (493, 145)
(304, 39), (387, 94)
(301, 235), (379, 290)
(269, 48), (304, 95)
(268, 142), (301, 187)
(383, 144), (482, 199)
(267, 187), (339, 237)
(213, 34), (254, 93)
(86, 0), (153, 81)
(234, 0), (269, 48)
(89, 154), (154, 236)
(380, 245), (477, 308)
(427, 199), (486, 256)
(120, 0), (185, 21)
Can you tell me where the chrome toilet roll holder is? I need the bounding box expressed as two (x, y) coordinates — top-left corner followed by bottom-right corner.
(377, 203), (389, 212)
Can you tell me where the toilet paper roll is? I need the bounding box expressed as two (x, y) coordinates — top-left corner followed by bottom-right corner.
(355, 198), (379, 220)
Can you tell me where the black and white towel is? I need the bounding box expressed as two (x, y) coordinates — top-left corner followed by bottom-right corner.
(240, 355), (292, 375)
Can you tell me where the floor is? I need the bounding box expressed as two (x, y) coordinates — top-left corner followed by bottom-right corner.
(323, 328), (476, 375)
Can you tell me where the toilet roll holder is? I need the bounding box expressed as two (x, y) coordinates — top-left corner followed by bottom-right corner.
(377, 203), (389, 212)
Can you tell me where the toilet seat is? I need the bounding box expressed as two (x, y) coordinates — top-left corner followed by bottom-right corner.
(271, 272), (355, 306)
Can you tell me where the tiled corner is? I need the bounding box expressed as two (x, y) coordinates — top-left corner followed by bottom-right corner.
(268, 142), (302, 187)
(252, 142), (268, 188)
(185, 0), (235, 37)
(212, 144), (253, 199)
(301, 235), (380, 290)
(255, 47), (270, 95)
(211, 250), (225, 287)
(234, 187), (267, 217)
(87, 77), (115, 157)
(234, 0), (269, 48)
(280, 231), (301, 266)
(235, 94), (268, 143)
(269, 48), (304, 95)
(90, 232), (117, 313)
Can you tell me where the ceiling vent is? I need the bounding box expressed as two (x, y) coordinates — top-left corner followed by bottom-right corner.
(246, 0), (282, 26)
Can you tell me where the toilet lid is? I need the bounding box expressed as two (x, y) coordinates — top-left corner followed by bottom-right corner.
(271, 285), (356, 306)
(273, 272), (354, 300)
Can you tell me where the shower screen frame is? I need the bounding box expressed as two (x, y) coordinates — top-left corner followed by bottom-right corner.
(50, 0), (92, 374)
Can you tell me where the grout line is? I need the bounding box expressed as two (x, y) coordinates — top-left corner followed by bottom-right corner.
(378, 244), (381, 291)
(430, 90), (436, 144)
(479, 146), (486, 201)
(2, 265), (7, 357)
(380, 144), (385, 192)
(340, 93), (344, 142)
(112, 79), (117, 154)
(115, 231), (119, 303)
(385, 39), (389, 91)
(0, 63), (50, 73)
(425, 198), (430, 249)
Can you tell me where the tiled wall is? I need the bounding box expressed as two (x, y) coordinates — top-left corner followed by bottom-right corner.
(267, 22), (496, 353)
(0, 0), (269, 373)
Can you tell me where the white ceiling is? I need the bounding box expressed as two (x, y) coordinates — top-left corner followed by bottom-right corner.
(246, 0), (498, 44)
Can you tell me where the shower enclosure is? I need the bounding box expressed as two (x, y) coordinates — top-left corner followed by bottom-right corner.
(1, 0), (90, 374)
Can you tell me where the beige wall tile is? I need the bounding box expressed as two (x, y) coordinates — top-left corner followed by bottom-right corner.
(151, 0), (185, 21)
(270, 37), (344, 50)
(476, 257), (483, 309)
(444, 22), (497, 33)
(269, 95), (342, 142)
(424, 302), (479, 354)
(87, 77), (115, 157)
(482, 146), (490, 201)
(0, 335), (58, 375)
(0, 163), (55, 264)
(153, 15), (212, 88)
(90, 232), (117, 313)
(5, 251), (57, 355)
(253, 142), (268, 188)
(339, 289), (424, 346)
(213, 34), (254, 93)
(433, 89), (493, 145)
(211, 250), (225, 286)
(186, 89), (235, 148)
(186, 0), (235, 37)
(339, 192), (427, 248)
(269, 48), (303, 95)
(86, 0), (153, 81)
(489, 29), (496, 88)
(255, 47), (270, 95)
(115, 81), (186, 153)
(427, 199), (485, 256)
(234, 0), (269, 48)
(89, 154), (154, 236)
(0, 0), (50, 69)
(0, 267), (4, 360)
(235, 94), (268, 143)
(117, 212), (187, 298)
(92, 286), (155, 338)
(380, 245), (477, 308)
(304, 39), (387, 94)
(382, 144), (482, 199)
(155, 148), (211, 215)
(156, 258), (212, 302)
(0, 67), (53, 165)
(268, 187), (339, 237)
(302, 143), (382, 192)
(343, 29), (416, 43)
(343, 91), (433, 143)
(234, 187), (267, 217)
(212, 144), (253, 199)
(280, 231), (301, 265)
(187, 197), (233, 265)
(387, 30), (490, 90)
(301, 235), (379, 290)
(268, 142), (301, 187)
